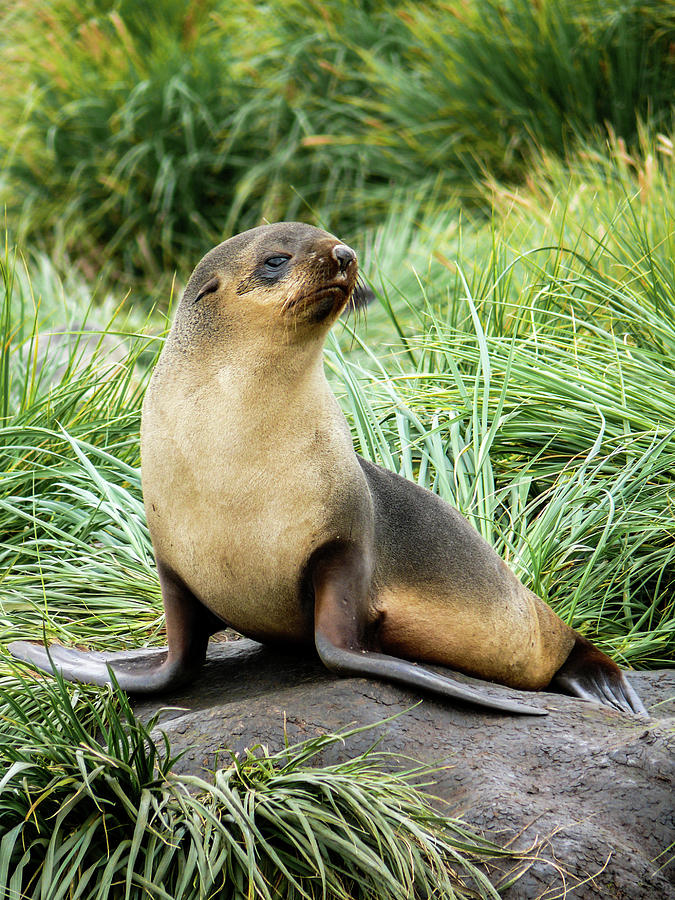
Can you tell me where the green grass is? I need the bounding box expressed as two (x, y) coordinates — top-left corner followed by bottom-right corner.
(331, 135), (675, 666)
(0, 5), (673, 892)
(352, 127), (675, 344)
(0, 241), (162, 649)
(362, 0), (675, 181)
(2, 0), (672, 284)
(330, 299), (675, 665)
(0, 669), (517, 899)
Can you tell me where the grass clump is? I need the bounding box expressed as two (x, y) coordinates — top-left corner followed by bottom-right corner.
(2, 0), (672, 285)
(1, 0), (272, 283)
(331, 290), (675, 666)
(370, 0), (675, 183)
(352, 126), (675, 342)
(0, 241), (163, 648)
(0, 668), (515, 899)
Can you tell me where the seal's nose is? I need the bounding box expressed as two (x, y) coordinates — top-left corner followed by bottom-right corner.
(332, 243), (357, 273)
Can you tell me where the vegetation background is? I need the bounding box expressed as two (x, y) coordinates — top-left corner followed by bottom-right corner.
(0, 0), (673, 896)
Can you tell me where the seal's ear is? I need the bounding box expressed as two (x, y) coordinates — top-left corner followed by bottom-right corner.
(194, 277), (220, 304)
(344, 277), (375, 314)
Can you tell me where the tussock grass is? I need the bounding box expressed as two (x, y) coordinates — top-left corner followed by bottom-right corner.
(0, 243), (162, 649)
(364, 0), (675, 182)
(330, 164), (675, 666)
(0, 668), (517, 899)
(2, 0), (672, 282)
(351, 127), (674, 352)
(2, 0), (271, 282)
(330, 301), (675, 665)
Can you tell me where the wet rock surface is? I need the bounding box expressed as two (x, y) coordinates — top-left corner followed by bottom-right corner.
(134, 639), (675, 899)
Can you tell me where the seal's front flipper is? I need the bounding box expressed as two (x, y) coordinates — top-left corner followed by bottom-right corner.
(312, 543), (547, 716)
(551, 633), (647, 716)
(8, 641), (175, 690)
(316, 633), (547, 715)
(8, 560), (222, 694)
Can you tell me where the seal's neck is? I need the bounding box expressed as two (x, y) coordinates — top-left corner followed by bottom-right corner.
(159, 322), (331, 411)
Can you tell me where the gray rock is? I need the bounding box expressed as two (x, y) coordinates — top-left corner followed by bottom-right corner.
(134, 639), (675, 899)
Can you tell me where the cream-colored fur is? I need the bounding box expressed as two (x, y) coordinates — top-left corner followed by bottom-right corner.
(142, 263), (370, 643)
(376, 584), (574, 690)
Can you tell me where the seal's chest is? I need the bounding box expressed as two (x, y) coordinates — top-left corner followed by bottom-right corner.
(142, 362), (365, 637)
(146, 417), (351, 636)
(184, 456), (343, 639)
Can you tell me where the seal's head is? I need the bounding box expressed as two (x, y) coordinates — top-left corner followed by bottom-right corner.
(175, 223), (365, 350)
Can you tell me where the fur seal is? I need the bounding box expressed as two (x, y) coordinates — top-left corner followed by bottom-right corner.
(9, 223), (646, 716)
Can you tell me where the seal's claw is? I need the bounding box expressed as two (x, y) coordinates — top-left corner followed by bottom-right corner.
(552, 634), (648, 717)
(616, 675), (648, 716)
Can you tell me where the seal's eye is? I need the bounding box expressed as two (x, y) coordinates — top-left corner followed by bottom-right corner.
(264, 255), (290, 269)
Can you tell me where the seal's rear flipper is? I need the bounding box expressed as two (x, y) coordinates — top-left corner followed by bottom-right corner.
(551, 633), (647, 716)
(316, 633), (547, 715)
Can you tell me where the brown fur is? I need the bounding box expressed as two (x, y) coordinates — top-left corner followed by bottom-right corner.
(142, 225), (371, 646)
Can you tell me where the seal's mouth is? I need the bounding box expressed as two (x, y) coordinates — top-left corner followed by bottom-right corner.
(320, 283), (350, 299)
(284, 282), (352, 320)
